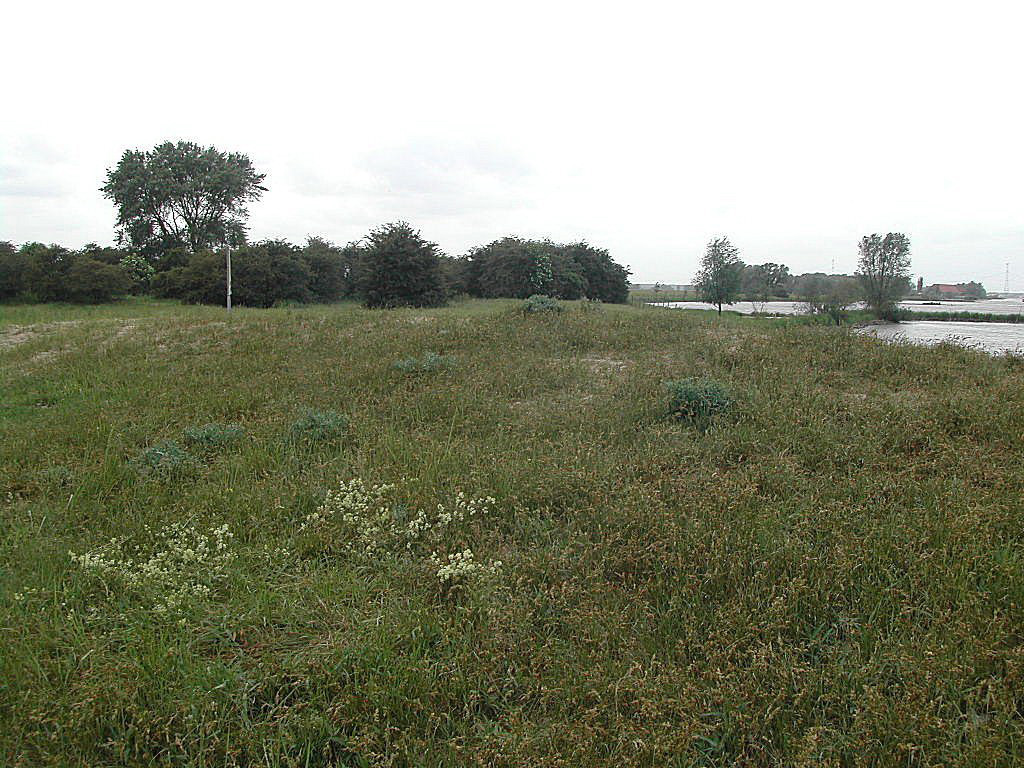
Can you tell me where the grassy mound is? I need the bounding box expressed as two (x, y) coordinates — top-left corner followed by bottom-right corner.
(2, 298), (1023, 766)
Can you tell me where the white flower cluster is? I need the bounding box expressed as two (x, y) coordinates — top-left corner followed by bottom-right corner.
(431, 549), (502, 588)
(302, 480), (496, 559)
(69, 522), (235, 616)
(12, 587), (39, 603)
(300, 479), (397, 557)
(405, 491), (497, 545)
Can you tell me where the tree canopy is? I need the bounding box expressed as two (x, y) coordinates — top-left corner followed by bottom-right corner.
(856, 233), (911, 317)
(101, 141), (266, 258)
(695, 237), (744, 314)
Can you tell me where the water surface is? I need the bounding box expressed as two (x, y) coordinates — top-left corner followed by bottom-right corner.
(858, 321), (1024, 354)
(656, 298), (1024, 316)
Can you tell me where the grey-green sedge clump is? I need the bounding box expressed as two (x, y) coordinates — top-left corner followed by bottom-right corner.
(288, 409), (350, 445)
(392, 351), (456, 374)
(132, 439), (194, 476)
(182, 422), (245, 452)
(666, 378), (734, 426)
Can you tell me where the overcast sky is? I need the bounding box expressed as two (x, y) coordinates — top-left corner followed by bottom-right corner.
(3, 0), (1022, 288)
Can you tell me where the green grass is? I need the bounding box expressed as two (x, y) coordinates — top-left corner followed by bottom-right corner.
(2, 299), (1024, 766)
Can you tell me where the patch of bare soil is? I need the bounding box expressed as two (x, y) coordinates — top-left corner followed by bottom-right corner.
(0, 321), (83, 351)
(580, 356), (629, 374)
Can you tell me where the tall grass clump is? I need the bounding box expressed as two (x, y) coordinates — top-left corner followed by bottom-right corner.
(666, 378), (734, 427)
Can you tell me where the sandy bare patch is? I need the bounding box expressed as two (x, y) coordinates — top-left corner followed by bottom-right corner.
(0, 321), (83, 350)
(580, 356), (629, 374)
(27, 348), (68, 365)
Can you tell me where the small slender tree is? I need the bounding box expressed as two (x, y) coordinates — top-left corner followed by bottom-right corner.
(856, 233), (911, 318)
(695, 237), (744, 315)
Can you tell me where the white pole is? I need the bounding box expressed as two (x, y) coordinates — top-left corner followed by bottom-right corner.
(226, 244), (232, 311)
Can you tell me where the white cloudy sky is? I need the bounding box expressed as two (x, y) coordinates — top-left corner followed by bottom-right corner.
(3, 0), (1022, 288)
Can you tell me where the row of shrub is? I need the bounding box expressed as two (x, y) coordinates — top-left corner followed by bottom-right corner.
(152, 238), (359, 308)
(450, 237), (630, 303)
(0, 242), (137, 303)
(1, 224), (631, 308)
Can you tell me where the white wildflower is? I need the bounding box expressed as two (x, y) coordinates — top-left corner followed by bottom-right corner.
(69, 521), (236, 619)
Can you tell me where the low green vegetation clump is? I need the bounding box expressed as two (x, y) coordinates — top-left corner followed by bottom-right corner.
(899, 308), (1024, 324)
(131, 439), (194, 476)
(393, 351), (456, 374)
(182, 422), (245, 452)
(666, 377), (734, 426)
(520, 293), (563, 314)
(3, 298), (1024, 766)
(288, 409), (350, 445)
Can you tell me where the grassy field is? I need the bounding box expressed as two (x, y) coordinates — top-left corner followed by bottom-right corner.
(2, 298), (1024, 766)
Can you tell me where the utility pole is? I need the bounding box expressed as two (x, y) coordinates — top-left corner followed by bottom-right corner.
(1006, 262), (1010, 295)
(226, 244), (232, 311)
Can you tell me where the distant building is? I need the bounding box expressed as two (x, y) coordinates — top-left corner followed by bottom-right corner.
(922, 282), (987, 300)
(930, 283), (966, 298)
(631, 283), (694, 291)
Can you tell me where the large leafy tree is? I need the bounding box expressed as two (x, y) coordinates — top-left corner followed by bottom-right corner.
(563, 241), (631, 303)
(742, 263), (792, 302)
(356, 222), (447, 308)
(695, 237), (744, 314)
(101, 141), (266, 258)
(856, 233), (911, 317)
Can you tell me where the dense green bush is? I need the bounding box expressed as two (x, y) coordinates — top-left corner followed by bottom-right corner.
(63, 259), (133, 303)
(0, 243), (134, 303)
(303, 236), (359, 302)
(464, 237), (629, 302)
(2, 227), (630, 308)
(0, 241), (26, 300)
(118, 252), (156, 293)
(666, 378), (734, 426)
(153, 241), (313, 307)
(356, 222), (447, 308)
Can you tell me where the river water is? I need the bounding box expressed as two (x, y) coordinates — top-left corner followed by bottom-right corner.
(858, 321), (1024, 354)
(654, 298), (1024, 354)
(655, 298), (1024, 316)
